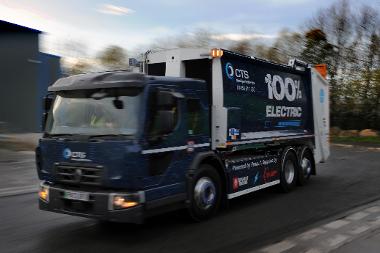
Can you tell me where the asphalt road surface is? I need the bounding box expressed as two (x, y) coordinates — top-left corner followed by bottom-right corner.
(1, 145), (380, 253)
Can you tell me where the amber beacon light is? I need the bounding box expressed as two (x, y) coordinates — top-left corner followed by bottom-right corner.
(211, 48), (224, 58)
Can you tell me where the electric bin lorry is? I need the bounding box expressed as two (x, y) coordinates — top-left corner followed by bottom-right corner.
(37, 48), (330, 223)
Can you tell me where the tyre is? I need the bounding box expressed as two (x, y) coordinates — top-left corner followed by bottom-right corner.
(188, 164), (222, 221)
(298, 148), (314, 185)
(279, 148), (298, 192)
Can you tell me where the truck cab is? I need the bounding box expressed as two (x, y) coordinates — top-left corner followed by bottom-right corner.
(37, 72), (212, 223)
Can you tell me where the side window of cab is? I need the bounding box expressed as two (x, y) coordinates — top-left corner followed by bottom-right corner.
(147, 88), (179, 137)
(187, 98), (202, 136)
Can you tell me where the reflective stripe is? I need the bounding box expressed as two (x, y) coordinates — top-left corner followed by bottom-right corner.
(142, 143), (210, 154)
(227, 180), (280, 199)
(230, 135), (314, 146)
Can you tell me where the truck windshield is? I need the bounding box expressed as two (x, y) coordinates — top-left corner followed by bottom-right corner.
(45, 89), (142, 136)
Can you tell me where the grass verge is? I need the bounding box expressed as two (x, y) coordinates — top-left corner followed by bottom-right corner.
(331, 136), (380, 145)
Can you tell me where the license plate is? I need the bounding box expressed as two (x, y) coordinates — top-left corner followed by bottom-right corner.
(63, 190), (90, 201)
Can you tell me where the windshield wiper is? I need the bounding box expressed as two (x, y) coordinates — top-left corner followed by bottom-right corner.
(45, 133), (74, 137)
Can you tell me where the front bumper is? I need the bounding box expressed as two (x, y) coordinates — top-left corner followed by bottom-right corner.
(39, 183), (145, 223)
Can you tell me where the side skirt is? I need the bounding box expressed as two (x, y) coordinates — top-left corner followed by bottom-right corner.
(227, 180), (280, 199)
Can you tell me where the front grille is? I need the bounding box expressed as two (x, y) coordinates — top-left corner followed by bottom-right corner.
(55, 165), (103, 186)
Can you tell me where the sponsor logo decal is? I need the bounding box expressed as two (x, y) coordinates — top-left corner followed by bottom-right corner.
(253, 172), (260, 185)
(187, 140), (195, 152)
(230, 157), (278, 171)
(263, 168), (278, 183)
(62, 148), (87, 160)
(233, 176), (249, 191)
(225, 62), (255, 93)
(225, 62), (250, 80)
(228, 128), (240, 140)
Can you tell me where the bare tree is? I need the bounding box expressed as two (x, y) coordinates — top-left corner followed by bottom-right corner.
(97, 45), (128, 70)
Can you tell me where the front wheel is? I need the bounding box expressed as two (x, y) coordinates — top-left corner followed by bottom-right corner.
(188, 164), (222, 221)
(279, 148), (298, 192)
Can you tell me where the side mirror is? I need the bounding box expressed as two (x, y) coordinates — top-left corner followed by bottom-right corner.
(41, 112), (48, 132)
(42, 94), (55, 132)
(43, 95), (54, 111)
(154, 110), (175, 135)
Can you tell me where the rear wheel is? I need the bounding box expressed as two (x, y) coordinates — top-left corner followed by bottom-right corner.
(188, 164), (222, 221)
(298, 148), (314, 185)
(279, 148), (298, 192)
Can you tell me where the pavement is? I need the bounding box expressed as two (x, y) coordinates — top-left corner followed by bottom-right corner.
(0, 133), (41, 151)
(257, 200), (380, 253)
(0, 149), (38, 197)
(0, 136), (380, 252)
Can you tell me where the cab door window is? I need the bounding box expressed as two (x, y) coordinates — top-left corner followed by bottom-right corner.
(187, 98), (202, 135)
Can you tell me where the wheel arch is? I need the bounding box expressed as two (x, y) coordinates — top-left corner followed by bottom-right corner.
(187, 151), (227, 203)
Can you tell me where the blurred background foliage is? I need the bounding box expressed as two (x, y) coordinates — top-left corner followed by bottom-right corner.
(64, 0), (380, 130)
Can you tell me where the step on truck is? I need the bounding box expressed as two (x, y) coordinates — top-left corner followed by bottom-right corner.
(37, 48), (330, 223)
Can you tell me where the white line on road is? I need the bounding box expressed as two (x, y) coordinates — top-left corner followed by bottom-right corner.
(326, 234), (349, 247)
(371, 216), (380, 226)
(346, 211), (370, 221)
(298, 228), (327, 240)
(365, 206), (380, 213)
(6, 159), (35, 165)
(304, 249), (322, 253)
(259, 240), (296, 253)
(0, 185), (37, 198)
(349, 225), (370, 235)
(323, 220), (350, 230)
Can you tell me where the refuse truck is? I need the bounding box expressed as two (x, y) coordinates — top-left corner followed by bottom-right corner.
(37, 48), (329, 223)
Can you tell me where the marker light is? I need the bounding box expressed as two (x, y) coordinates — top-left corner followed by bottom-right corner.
(314, 64), (327, 79)
(113, 196), (138, 209)
(39, 185), (49, 202)
(211, 48), (223, 58)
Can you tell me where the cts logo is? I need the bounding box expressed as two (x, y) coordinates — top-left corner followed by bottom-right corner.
(225, 62), (250, 80)
(62, 148), (86, 159)
(233, 176), (249, 191)
(265, 74), (302, 102)
(63, 148), (72, 159)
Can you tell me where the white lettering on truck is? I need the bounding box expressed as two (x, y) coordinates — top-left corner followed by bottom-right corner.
(265, 74), (302, 102)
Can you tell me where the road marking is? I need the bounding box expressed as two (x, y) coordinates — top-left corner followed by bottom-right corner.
(298, 228), (327, 240)
(346, 211), (369, 221)
(0, 185), (37, 197)
(327, 234), (349, 247)
(349, 225), (370, 235)
(370, 215), (380, 226)
(365, 206), (380, 213)
(324, 220), (350, 230)
(6, 159), (35, 164)
(259, 240), (296, 253)
(305, 249), (322, 253)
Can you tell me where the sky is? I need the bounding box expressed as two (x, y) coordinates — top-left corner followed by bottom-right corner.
(0, 0), (379, 58)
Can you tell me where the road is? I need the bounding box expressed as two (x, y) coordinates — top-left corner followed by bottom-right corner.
(0, 145), (380, 253)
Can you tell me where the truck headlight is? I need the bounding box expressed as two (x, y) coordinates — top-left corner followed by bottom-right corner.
(113, 196), (138, 209)
(109, 192), (144, 210)
(39, 184), (49, 202)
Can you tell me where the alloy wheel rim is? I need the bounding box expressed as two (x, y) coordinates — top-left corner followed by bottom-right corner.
(194, 177), (216, 210)
(284, 160), (295, 184)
